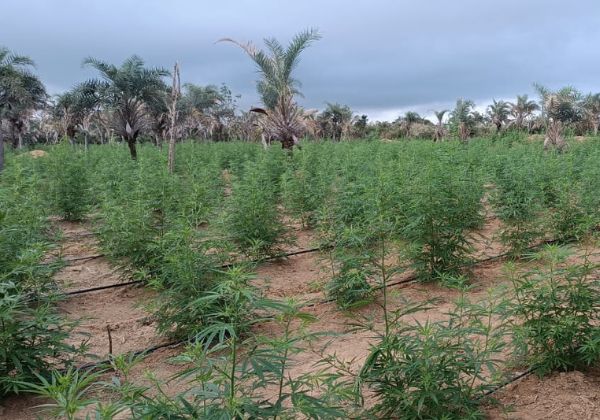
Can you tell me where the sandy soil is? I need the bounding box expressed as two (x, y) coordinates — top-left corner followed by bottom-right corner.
(3, 216), (599, 419)
(58, 285), (162, 360)
(486, 369), (600, 419)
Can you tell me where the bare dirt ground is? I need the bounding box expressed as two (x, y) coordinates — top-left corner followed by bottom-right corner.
(3, 216), (599, 419)
(487, 369), (600, 419)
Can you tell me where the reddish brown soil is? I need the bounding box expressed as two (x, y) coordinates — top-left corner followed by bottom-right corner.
(486, 369), (600, 419)
(58, 285), (162, 360)
(3, 216), (599, 419)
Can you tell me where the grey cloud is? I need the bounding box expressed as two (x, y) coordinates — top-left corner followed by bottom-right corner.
(2, 0), (599, 120)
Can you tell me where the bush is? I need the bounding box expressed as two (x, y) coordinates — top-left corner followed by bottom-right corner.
(359, 294), (507, 419)
(49, 149), (90, 221)
(0, 282), (82, 396)
(224, 157), (287, 256)
(401, 155), (483, 281)
(509, 245), (600, 375)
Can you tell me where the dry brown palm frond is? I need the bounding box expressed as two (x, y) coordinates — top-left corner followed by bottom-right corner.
(543, 120), (567, 151)
(249, 94), (315, 148)
(458, 122), (469, 142)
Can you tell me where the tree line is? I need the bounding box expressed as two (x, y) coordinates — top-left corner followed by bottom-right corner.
(2, 29), (599, 167)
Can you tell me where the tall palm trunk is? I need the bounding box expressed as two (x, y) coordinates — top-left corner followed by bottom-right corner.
(458, 122), (469, 142)
(126, 135), (138, 160)
(281, 135), (295, 150)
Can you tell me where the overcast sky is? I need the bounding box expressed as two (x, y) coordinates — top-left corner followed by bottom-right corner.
(2, 0), (600, 121)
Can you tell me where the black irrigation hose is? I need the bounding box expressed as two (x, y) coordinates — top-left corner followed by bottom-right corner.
(74, 339), (184, 372)
(24, 246), (331, 304)
(64, 239), (566, 397)
(301, 236), (565, 309)
(61, 246), (330, 297)
(65, 280), (143, 296)
(480, 367), (536, 399)
(62, 253), (105, 263)
(220, 245), (331, 270)
(58, 234), (565, 298)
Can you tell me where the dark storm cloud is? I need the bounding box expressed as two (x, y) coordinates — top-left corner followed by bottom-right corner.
(2, 0), (600, 120)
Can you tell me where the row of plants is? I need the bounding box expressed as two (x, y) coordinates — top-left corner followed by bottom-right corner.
(33, 139), (600, 324)
(49, 138), (600, 291)
(0, 153), (85, 396)
(23, 244), (600, 419)
(5, 137), (600, 417)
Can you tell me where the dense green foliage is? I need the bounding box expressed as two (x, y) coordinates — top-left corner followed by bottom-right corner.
(509, 246), (600, 375)
(4, 135), (600, 417)
(0, 155), (82, 396)
(359, 294), (507, 419)
(48, 147), (90, 221)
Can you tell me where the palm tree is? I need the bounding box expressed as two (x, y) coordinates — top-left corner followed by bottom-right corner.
(487, 99), (510, 132)
(181, 83), (236, 141)
(220, 29), (321, 149)
(397, 111), (422, 137)
(533, 83), (551, 121)
(0, 47), (46, 171)
(318, 102), (353, 141)
(449, 99), (475, 142)
(53, 91), (79, 142)
(353, 114), (369, 138)
(509, 95), (539, 130)
(82, 55), (169, 159)
(581, 93), (600, 136)
(542, 87), (582, 151)
(433, 110), (448, 142)
(53, 85), (99, 148)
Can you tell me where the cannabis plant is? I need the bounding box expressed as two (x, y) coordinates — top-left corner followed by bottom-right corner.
(48, 147), (90, 221)
(22, 368), (104, 420)
(224, 157), (287, 257)
(0, 282), (83, 395)
(401, 154), (483, 281)
(492, 154), (545, 258)
(359, 292), (509, 419)
(508, 245), (600, 375)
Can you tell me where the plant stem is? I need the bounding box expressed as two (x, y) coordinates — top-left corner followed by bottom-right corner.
(380, 236), (389, 337)
(229, 335), (237, 410)
(275, 317), (292, 419)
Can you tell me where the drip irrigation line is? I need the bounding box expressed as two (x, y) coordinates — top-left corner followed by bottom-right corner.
(480, 367), (535, 399)
(18, 245), (333, 305)
(300, 237), (564, 309)
(54, 234), (565, 299)
(220, 245), (330, 270)
(74, 340), (184, 373)
(65, 280), (143, 296)
(62, 254), (105, 263)
(61, 246), (330, 297)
